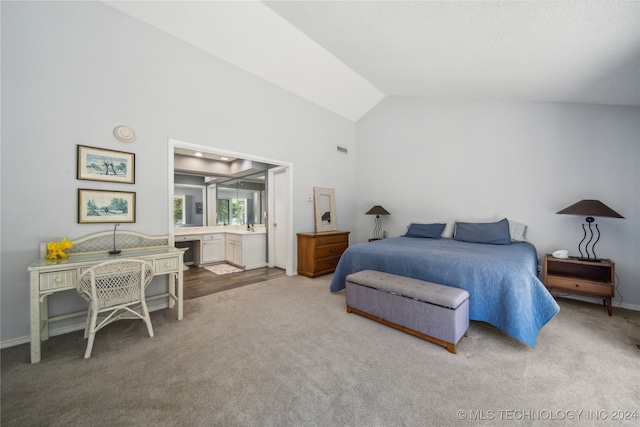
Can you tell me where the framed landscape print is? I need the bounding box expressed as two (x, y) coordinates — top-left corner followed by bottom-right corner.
(77, 145), (135, 184)
(78, 189), (136, 223)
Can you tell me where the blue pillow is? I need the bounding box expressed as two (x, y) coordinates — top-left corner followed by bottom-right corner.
(404, 223), (446, 239)
(454, 218), (511, 245)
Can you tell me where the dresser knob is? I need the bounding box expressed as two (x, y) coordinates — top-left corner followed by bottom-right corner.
(55, 277), (62, 283)
(330, 248), (337, 253)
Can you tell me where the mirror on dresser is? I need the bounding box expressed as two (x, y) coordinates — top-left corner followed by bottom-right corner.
(313, 187), (336, 232)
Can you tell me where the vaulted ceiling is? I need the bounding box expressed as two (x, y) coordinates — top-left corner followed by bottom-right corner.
(105, 1), (640, 122)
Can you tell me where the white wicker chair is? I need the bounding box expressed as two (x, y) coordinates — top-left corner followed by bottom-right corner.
(76, 259), (155, 359)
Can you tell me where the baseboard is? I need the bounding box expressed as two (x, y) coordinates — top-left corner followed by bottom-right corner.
(553, 293), (640, 312)
(1, 301), (169, 350)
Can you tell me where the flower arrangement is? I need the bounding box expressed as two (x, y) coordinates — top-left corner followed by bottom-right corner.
(46, 238), (74, 260)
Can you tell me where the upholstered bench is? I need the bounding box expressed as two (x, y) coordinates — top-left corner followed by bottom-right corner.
(345, 270), (470, 353)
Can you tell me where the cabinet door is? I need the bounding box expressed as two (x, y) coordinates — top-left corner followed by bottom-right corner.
(202, 240), (223, 263)
(232, 241), (243, 265)
(225, 240), (235, 263)
(224, 241), (242, 265)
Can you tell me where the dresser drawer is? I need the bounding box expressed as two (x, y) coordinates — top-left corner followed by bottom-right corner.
(546, 275), (613, 297)
(315, 243), (348, 259)
(314, 256), (341, 273)
(154, 256), (180, 274)
(314, 235), (348, 246)
(40, 270), (77, 291)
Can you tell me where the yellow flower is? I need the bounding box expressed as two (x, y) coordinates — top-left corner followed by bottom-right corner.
(46, 238), (74, 259)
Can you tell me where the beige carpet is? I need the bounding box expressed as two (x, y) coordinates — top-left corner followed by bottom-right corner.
(2, 274), (639, 426)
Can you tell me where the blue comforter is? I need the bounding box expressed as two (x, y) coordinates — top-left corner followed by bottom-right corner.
(330, 237), (559, 347)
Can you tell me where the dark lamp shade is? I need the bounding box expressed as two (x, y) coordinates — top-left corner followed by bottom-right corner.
(365, 205), (390, 216)
(556, 200), (624, 219)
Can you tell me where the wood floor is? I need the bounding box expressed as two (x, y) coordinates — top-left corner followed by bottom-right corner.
(182, 264), (286, 300)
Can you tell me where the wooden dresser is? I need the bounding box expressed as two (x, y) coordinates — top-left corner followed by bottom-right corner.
(297, 231), (350, 278)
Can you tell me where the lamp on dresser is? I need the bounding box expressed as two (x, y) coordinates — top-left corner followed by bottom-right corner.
(556, 199), (624, 262)
(365, 205), (390, 241)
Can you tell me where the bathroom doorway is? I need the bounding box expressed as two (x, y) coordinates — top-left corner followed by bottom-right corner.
(167, 139), (294, 275)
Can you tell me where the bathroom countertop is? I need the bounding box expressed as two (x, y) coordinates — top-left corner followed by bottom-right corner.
(174, 226), (266, 236)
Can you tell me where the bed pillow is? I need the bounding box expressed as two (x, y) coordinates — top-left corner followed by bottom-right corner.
(508, 220), (528, 242)
(454, 218), (511, 245)
(404, 223), (446, 239)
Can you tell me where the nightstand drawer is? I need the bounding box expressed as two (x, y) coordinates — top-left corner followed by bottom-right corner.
(315, 243), (348, 259)
(546, 275), (613, 297)
(154, 256), (180, 274)
(40, 270), (77, 291)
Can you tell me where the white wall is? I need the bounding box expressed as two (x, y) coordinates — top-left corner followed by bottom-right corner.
(356, 97), (640, 309)
(0, 2), (357, 344)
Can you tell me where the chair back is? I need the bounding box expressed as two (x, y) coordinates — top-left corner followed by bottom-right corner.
(77, 259), (154, 310)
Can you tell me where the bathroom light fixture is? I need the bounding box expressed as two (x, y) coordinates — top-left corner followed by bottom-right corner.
(365, 205), (390, 240)
(557, 199), (623, 262)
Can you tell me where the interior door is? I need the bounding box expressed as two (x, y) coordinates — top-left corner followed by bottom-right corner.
(270, 167), (289, 270)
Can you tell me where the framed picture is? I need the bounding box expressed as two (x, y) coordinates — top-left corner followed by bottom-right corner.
(195, 202), (203, 214)
(78, 189), (136, 223)
(77, 145), (135, 184)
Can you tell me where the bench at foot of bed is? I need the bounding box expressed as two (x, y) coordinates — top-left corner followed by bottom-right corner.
(345, 270), (470, 354)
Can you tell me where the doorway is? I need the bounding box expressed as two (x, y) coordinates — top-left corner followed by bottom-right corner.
(167, 139), (294, 276)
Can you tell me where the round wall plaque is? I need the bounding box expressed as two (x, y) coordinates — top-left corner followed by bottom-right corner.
(113, 126), (136, 142)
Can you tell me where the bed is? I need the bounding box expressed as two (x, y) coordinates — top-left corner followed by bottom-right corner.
(330, 235), (560, 347)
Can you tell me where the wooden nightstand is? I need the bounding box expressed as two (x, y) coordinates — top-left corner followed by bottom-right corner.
(297, 231), (349, 278)
(543, 254), (615, 315)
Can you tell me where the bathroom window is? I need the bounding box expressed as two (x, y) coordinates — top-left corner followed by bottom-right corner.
(217, 198), (246, 225)
(174, 196), (185, 225)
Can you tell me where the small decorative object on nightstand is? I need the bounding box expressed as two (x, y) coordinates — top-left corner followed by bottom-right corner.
(544, 254), (615, 315)
(365, 205), (390, 240)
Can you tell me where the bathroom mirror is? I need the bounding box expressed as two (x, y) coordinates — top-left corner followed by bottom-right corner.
(314, 187), (336, 232)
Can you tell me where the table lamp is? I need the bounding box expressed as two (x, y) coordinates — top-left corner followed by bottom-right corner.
(556, 199), (623, 262)
(365, 205), (390, 240)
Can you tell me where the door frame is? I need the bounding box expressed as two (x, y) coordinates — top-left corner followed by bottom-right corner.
(168, 138), (294, 276)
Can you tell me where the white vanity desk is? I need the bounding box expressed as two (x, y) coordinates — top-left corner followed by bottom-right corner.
(27, 231), (184, 363)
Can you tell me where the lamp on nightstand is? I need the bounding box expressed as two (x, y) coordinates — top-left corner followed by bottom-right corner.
(556, 199), (623, 262)
(365, 205), (390, 240)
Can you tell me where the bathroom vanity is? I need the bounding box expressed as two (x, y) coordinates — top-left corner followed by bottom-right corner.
(174, 226), (267, 270)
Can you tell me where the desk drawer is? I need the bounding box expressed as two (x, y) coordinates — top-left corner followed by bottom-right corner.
(40, 270), (76, 291)
(175, 234), (202, 242)
(155, 256), (180, 274)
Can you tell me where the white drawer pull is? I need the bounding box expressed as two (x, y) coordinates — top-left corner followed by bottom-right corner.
(55, 277), (62, 283)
